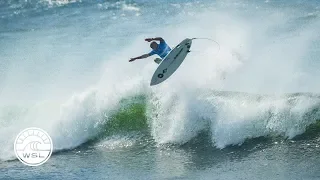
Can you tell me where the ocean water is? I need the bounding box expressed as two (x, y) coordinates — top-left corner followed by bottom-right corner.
(1, 0), (320, 179)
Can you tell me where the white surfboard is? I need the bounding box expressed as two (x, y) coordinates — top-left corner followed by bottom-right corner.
(150, 38), (192, 86)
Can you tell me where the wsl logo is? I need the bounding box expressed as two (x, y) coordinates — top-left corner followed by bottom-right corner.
(14, 127), (53, 166)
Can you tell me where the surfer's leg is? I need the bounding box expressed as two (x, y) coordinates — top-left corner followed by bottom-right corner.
(154, 58), (162, 64)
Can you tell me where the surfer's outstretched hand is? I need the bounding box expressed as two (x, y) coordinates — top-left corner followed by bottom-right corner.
(129, 58), (136, 62)
(145, 38), (152, 42)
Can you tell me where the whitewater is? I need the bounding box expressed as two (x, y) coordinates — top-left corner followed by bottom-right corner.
(1, 0), (320, 179)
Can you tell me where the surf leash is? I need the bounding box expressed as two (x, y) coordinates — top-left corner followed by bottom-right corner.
(191, 37), (221, 54)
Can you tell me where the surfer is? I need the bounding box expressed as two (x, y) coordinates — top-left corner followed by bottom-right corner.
(129, 37), (172, 64)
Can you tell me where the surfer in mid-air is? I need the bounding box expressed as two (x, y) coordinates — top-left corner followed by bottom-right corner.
(129, 37), (171, 64)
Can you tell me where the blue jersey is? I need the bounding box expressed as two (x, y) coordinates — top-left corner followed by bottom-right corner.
(148, 40), (171, 59)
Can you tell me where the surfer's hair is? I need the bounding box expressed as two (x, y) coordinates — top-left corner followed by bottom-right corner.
(150, 41), (158, 49)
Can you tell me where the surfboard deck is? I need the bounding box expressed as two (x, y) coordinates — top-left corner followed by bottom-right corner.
(150, 38), (192, 86)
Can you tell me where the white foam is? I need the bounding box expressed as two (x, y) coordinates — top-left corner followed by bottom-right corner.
(122, 4), (140, 12)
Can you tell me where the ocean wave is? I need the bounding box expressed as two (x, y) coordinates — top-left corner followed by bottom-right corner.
(1, 87), (320, 162)
(46, 91), (320, 149)
(1, 0), (320, 162)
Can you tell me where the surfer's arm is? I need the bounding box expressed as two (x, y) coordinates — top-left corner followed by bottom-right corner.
(145, 37), (164, 42)
(129, 54), (150, 62)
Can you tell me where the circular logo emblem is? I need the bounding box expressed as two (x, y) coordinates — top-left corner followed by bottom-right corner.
(14, 127), (53, 166)
(158, 73), (164, 78)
